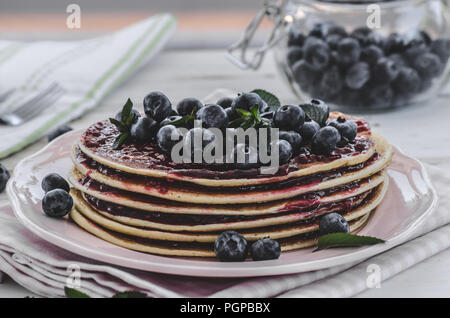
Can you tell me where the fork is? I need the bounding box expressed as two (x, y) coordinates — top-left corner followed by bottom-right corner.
(0, 83), (64, 126)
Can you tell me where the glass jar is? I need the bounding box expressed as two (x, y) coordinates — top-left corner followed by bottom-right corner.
(229, 0), (450, 111)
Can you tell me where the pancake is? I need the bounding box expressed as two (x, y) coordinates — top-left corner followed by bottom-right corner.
(77, 112), (378, 187)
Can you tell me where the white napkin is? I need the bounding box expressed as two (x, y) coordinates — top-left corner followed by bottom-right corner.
(0, 13), (176, 158)
(0, 163), (448, 298)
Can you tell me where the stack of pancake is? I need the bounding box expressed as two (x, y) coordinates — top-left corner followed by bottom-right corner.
(69, 112), (393, 257)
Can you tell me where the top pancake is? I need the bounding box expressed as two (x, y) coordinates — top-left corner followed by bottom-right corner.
(78, 112), (382, 187)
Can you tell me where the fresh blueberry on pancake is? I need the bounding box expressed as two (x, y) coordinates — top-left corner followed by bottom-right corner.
(160, 115), (182, 126)
(229, 143), (259, 169)
(231, 92), (267, 113)
(216, 97), (234, 109)
(225, 107), (238, 121)
(270, 139), (293, 166)
(42, 189), (73, 218)
(41, 173), (70, 193)
(250, 238), (281, 261)
(0, 163), (10, 193)
(311, 126), (341, 155)
(308, 99), (330, 120)
(130, 116), (159, 142)
(183, 128), (216, 162)
(48, 125), (73, 142)
(214, 231), (248, 262)
(279, 131), (302, 153)
(157, 125), (183, 154)
(196, 104), (229, 129)
(318, 212), (350, 236)
(143, 91), (172, 122)
(176, 97), (203, 116)
(297, 119), (320, 144)
(273, 104), (305, 131)
(115, 109), (140, 123)
(327, 117), (357, 142)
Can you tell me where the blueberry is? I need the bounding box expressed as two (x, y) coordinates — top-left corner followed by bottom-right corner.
(279, 131), (302, 153)
(308, 99), (330, 119)
(325, 34), (342, 50)
(297, 120), (320, 143)
(412, 53), (443, 80)
(196, 104), (229, 129)
(250, 238), (281, 261)
(0, 163), (10, 193)
(403, 32), (430, 62)
(287, 46), (304, 66)
(364, 84), (394, 109)
(360, 45), (384, 66)
(42, 189), (73, 218)
(216, 97), (234, 109)
(176, 97), (203, 116)
(383, 33), (406, 55)
(156, 125), (183, 153)
(337, 37), (361, 65)
(327, 117), (357, 142)
(393, 67), (421, 96)
(319, 65), (344, 98)
(431, 38), (450, 63)
(130, 116), (159, 142)
(41, 173), (70, 193)
(308, 23), (326, 38)
(160, 115), (182, 126)
(143, 91), (172, 122)
(114, 109), (140, 123)
(351, 27), (379, 47)
(214, 231), (248, 262)
(225, 107), (238, 121)
(271, 139), (292, 165)
(47, 125), (73, 142)
(345, 62), (370, 90)
(231, 92), (267, 113)
(292, 60), (320, 89)
(388, 53), (408, 68)
(183, 128), (216, 162)
(229, 144), (259, 169)
(273, 104), (305, 131)
(374, 57), (400, 83)
(311, 126), (341, 155)
(304, 37), (330, 71)
(288, 29), (305, 47)
(318, 212), (350, 236)
(327, 24), (347, 37)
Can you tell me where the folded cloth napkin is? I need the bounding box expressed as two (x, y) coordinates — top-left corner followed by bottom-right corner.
(0, 163), (448, 298)
(0, 13), (176, 158)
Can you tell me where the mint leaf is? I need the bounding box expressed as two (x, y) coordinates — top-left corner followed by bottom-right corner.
(109, 118), (128, 132)
(251, 89), (281, 111)
(299, 103), (328, 127)
(112, 132), (130, 149)
(112, 291), (147, 298)
(314, 233), (385, 252)
(64, 287), (91, 298)
(121, 98), (133, 124)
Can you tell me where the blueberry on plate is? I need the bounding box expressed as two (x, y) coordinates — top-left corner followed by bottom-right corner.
(196, 104), (229, 129)
(0, 163), (10, 193)
(273, 104), (305, 131)
(231, 92), (267, 113)
(311, 126), (341, 155)
(250, 238), (281, 261)
(270, 139), (292, 166)
(229, 143), (259, 169)
(115, 109), (141, 123)
(327, 117), (357, 142)
(286, 46), (304, 66)
(393, 67), (421, 96)
(412, 53), (443, 80)
(373, 57), (400, 83)
(279, 131), (302, 153)
(303, 37), (330, 71)
(176, 97), (203, 116)
(183, 128), (216, 163)
(157, 125), (183, 153)
(160, 115), (182, 126)
(42, 189), (73, 218)
(337, 37), (361, 66)
(318, 212), (350, 236)
(130, 116), (159, 142)
(360, 45), (384, 66)
(216, 97), (234, 109)
(214, 231), (248, 262)
(345, 62), (370, 90)
(47, 125), (73, 142)
(41, 173), (70, 193)
(431, 38), (450, 63)
(143, 91), (172, 122)
(297, 120), (320, 144)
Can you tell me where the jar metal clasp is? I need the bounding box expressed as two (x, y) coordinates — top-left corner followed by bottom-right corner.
(226, 0), (290, 70)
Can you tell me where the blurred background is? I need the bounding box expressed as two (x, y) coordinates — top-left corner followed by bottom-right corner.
(0, 0), (270, 48)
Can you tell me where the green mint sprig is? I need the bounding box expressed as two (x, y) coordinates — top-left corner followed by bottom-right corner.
(64, 287), (147, 298)
(251, 89), (281, 111)
(165, 106), (199, 128)
(109, 98), (135, 149)
(313, 233), (385, 252)
(230, 105), (270, 130)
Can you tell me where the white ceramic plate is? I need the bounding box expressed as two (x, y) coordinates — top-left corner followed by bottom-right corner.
(7, 130), (438, 277)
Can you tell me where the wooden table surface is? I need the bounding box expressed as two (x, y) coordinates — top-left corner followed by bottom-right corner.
(0, 47), (449, 298)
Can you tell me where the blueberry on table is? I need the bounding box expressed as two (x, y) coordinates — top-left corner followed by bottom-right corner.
(373, 57), (400, 83)
(229, 144), (259, 169)
(279, 131), (302, 154)
(214, 231), (248, 262)
(273, 104), (305, 131)
(270, 139), (293, 166)
(114, 109), (140, 123)
(196, 104), (229, 129)
(286, 46), (304, 66)
(318, 212), (350, 236)
(327, 117), (357, 143)
(47, 125), (73, 142)
(216, 97), (234, 109)
(176, 97), (203, 116)
(303, 37), (330, 71)
(0, 163), (10, 193)
(231, 92), (267, 113)
(157, 125), (183, 154)
(393, 67), (421, 96)
(431, 38), (450, 63)
(130, 116), (159, 142)
(297, 120), (320, 144)
(250, 238), (281, 261)
(41, 173), (70, 193)
(412, 53), (443, 80)
(345, 62), (370, 90)
(42, 189), (73, 218)
(143, 91), (172, 122)
(311, 126), (341, 155)
(337, 37), (361, 66)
